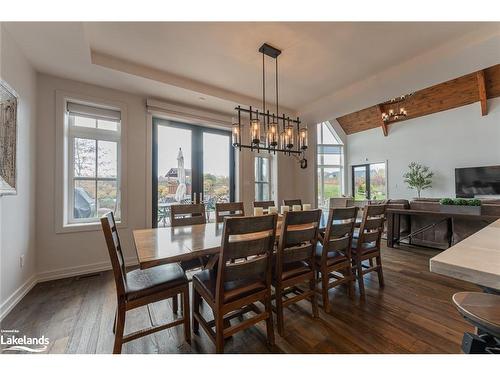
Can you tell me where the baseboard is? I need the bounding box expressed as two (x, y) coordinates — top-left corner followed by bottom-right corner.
(0, 274), (38, 322)
(37, 257), (138, 283)
(0, 257), (137, 322)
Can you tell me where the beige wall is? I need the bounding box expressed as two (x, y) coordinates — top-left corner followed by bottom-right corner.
(35, 74), (300, 279)
(0, 25), (37, 319)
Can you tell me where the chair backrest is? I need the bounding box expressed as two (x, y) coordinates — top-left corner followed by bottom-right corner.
(321, 207), (358, 261)
(276, 210), (321, 280)
(100, 212), (126, 297)
(357, 204), (387, 250)
(283, 199), (302, 209)
(253, 200), (275, 209)
(329, 197), (354, 209)
(215, 202), (245, 223)
(170, 203), (206, 227)
(215, 215), (278, 305)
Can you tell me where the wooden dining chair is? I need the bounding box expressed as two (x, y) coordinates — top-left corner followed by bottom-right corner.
(215, 202), (245, 223)
(273, 209), (322, 336)
(100, 212), (190, 353)
(170, 203), (206, 227)
(283, 199), (302, 209)
(315, 207), (358, 312)
(351, 204), (387, 298)
(191, 214), (278, 353)
(169, 203), (208, 312)
(253, 200), (276, 209)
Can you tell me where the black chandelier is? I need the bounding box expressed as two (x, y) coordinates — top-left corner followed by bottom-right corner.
(232, 43), (308, 157)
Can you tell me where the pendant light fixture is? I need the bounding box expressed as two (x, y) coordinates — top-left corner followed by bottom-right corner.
(233, 43), (308, 160)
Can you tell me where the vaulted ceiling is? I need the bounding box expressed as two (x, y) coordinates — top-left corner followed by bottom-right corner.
(4, 22), (500, 126)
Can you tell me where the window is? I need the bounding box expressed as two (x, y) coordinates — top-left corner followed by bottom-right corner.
(317, 121), (344, 209)
(66, 101), (121, 225)
(255, 155), (271, 201)
(352, 162), (387, 201)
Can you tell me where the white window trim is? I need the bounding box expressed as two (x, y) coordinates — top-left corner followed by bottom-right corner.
(254, 154), (273, 202)
(316, 122), (345, 208)
(55, 91), (128, 233)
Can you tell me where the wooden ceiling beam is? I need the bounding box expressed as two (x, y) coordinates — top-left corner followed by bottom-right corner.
(336, 63), (500, 135)
(476, 70), (488, 116)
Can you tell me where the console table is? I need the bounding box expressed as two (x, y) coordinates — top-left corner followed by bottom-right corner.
(386, 208), (500, 248)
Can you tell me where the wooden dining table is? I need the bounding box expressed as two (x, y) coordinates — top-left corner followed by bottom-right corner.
(133, 211), (331, 270)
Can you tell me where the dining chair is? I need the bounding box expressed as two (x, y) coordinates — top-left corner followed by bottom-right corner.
(100, 212), (190, 354)
(329, 197), (354, 209)
(170, 203), (206, 226)
(273, 209), (321, 336)
(215, 202), (245, 223)
(170, 203), (208, 313)
(191, 214), (278, 353)
(315, 207), (358, 312)
(283, 199), (302, 209)
(351, 204), (387, 298)
(253, 200), (276, 209)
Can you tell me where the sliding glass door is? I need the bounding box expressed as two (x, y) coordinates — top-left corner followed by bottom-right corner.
(152, 118), (234, 227)
(352, 162), (387, 201)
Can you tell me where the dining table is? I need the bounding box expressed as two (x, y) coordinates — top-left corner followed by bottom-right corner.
(133, 211), (332, 270)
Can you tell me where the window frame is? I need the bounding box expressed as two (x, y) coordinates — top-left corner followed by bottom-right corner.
(67, 114), (122, 225)
(351, 161), (388, 201)
(316, 122), (344, 209)
(254, 154), (272, 202)
(55, 91), (128, 233)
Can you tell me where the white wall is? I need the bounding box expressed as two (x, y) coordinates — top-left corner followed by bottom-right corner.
(35, 74), (299, 279)
(36, 74), (148, 278)
(347, 98), (500, 200)
(0, 25), (38, 318)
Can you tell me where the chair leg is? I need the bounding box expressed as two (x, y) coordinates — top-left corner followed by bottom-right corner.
(355, 256), (366, 299)
(192, 288), (200, 335)
(347, 264), (355, 298)
(113, 304), (126, 354)
(182, 289), (191, 344)
(112, 307), (117, 334)
(275, 286), (285, 336)
(172, 296), (178, 314)
(376, 255), (385, 287)
(321, 270), (330, 313)
(264, 295), (275, 349)
(215, 314), (225, 354)
(310, 276), (319, 318)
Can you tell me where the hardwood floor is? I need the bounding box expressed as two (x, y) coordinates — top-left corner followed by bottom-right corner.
(0, 245), (479, 354)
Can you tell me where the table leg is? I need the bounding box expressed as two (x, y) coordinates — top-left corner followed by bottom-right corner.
(387, 212), (394, 248)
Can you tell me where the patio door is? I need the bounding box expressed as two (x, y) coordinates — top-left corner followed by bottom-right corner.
(352, 162), (387, 201)
(152, 118), (234, 227)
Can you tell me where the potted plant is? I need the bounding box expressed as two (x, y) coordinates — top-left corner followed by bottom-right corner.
(439, 198), (482, 215)
(403, 162), (433, 198)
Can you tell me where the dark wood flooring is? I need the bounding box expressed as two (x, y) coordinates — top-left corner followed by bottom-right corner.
(0, 245), (479, 354)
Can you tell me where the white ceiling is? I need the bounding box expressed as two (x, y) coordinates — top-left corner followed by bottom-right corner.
(4, 22), (499, 118)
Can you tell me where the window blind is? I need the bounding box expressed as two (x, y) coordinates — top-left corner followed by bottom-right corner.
(67, 102), (121, 121)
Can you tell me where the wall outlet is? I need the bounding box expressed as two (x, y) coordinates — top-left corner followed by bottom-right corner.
(20, 254), (25, 269)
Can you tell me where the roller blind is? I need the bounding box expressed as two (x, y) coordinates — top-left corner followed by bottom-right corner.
(67, 102), (121, 121)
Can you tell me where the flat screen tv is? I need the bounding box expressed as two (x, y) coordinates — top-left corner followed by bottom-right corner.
(455, 165), (500, 198)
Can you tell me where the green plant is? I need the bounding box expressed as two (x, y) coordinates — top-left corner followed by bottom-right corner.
(403, 162), (433, 198)
(468, 199), (481, 206)
(439, 198), (481, 206)
(439, 198), (454, 205)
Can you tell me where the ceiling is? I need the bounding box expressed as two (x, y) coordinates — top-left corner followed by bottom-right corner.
(4, 22), (499, 118)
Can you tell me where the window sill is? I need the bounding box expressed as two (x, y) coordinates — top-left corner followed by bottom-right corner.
(56, 220), (127, 234)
